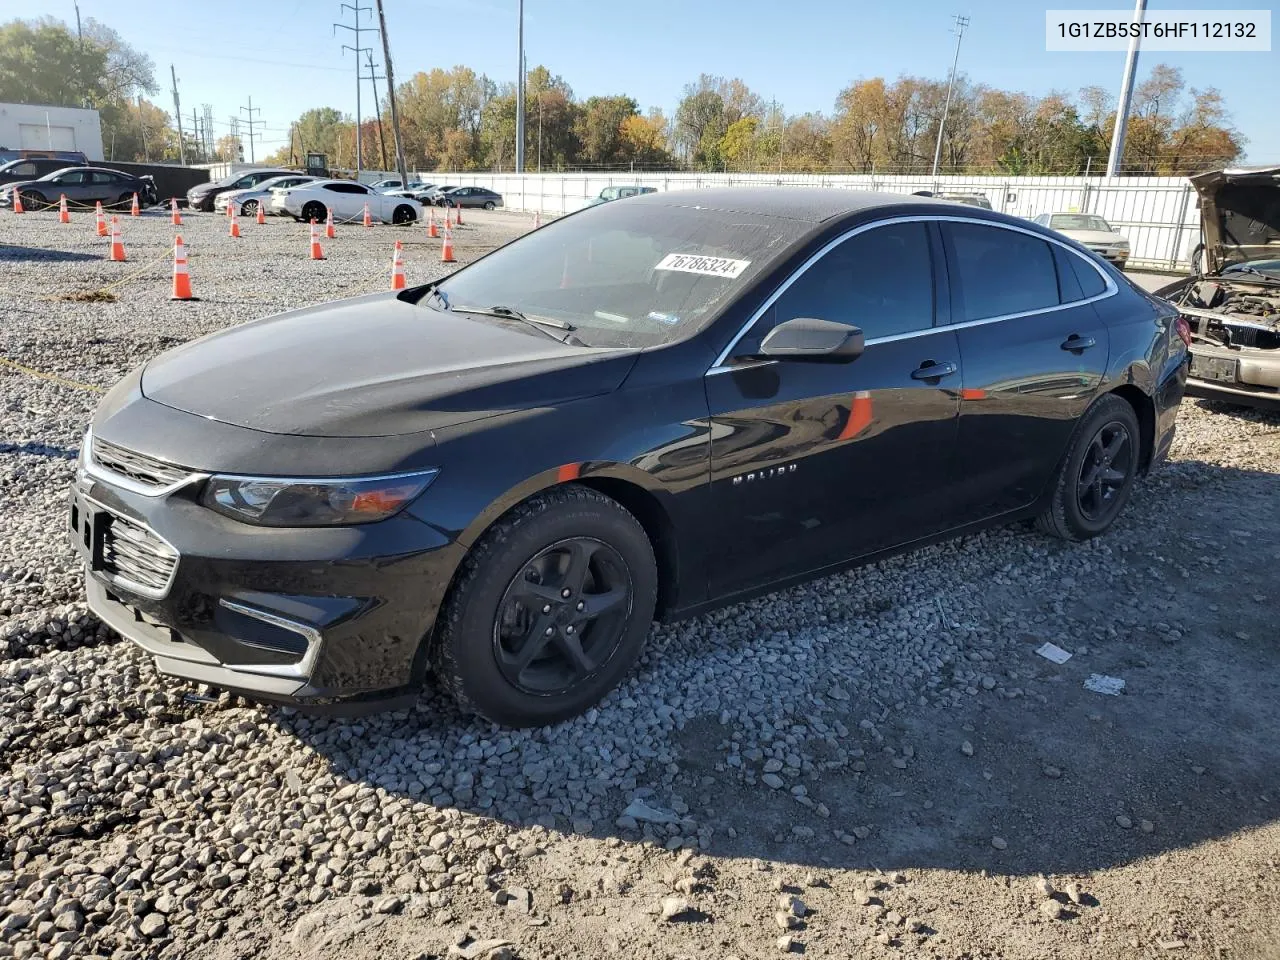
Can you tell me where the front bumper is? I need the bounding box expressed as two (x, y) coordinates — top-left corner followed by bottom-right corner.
(71, 430), (464, 708)
(1186, 342), (1280, 409)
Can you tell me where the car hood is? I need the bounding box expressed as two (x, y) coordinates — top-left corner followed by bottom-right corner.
(1055, 228), (1123, 246)
(139, 291), (639, 438)
(1190, 166), (1280, 274)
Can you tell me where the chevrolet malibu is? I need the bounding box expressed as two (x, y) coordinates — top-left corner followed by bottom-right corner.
(71, 188), (1189, 727)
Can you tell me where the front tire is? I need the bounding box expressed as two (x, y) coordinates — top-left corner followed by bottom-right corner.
(1035, 394), (1141, 541)
(19, 190), (46, 210)
(431, 486), (658, 728)
(392, 204), (416, 225)
(242, 199), (259, 217)
(483, 200), (495, 210)
(301, 200), (326, 223)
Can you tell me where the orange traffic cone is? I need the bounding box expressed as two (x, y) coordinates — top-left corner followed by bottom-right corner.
(228, 207), (241, 238)
(390, 240), (406, 290)
(255, 199), (265, 225)
(12, 190), (24, 214)
(427, 206), (438, 238)
(440, 221), (455, 263)
(170, 198), (182, 226)
(325, 208), (336, 239)
(95, 201), (107, 236)
(58, 194), (70, 223)
(445, 203), (453, 228)
(454, 201), (464, 226)
(171, 235), (194, 300)
(130, 193), (140, 217)
(533, 211), (541, 229)
(362, 202), (372, 228)
(108, 216), (126, 261)
(309, 219), (324, 260)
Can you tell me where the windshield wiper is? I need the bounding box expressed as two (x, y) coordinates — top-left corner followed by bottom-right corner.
(451, 304), (584, 345)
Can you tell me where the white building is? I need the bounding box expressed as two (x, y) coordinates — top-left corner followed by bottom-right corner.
(0, 103), (104, 160)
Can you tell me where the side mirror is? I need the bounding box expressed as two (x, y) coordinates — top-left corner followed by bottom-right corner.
(754, 317), (865, 362)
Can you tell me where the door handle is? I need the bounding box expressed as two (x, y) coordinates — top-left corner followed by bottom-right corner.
(1060, 335), (1097, 352)
(910, 360), (958, 381)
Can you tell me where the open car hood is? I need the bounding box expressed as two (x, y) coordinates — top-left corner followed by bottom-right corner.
(1190, 166), (1280, 274)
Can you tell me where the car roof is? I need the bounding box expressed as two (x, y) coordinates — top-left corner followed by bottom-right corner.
(43, 165), (129, 176)
(625, 186), (985, 223)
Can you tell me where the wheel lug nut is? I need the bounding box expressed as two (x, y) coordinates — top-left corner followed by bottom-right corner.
(542, 604), (551, 614)
(561, 588), (571, 598)
(576, 601), (584, 611)
(544, 626), (554, 636)
(566, 625), (575, 633)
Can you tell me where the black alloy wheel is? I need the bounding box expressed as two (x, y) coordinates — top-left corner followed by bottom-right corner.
(430, 485), (658, 728)
(1035, 393), (1141, 541)
(1075, 420), (1132, 523)
(392, 203), (416, 225)
(301, 200), (326, 223)
(494, 537), (633, 695)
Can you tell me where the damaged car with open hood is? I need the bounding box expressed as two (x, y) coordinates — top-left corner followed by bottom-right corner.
(1157, 166), (1280, 410)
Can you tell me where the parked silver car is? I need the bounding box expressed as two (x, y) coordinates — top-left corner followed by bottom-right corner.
(214, 175), (321, 216)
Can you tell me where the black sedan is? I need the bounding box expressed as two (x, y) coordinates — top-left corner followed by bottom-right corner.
(71, 188), (1189, 727)
(2, 166), (157, 209)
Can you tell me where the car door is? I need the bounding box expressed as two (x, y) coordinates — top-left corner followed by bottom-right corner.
(88, 170), (122, 202)
(704, 219), (963, 595)
(940, 219), (1112, 523)
(47, 168), (92, 203)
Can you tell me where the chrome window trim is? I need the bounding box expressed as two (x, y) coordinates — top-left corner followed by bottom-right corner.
(706, 214), (1118, 375)
(82, 493), (180, 600)
(218, 599), (324, 681)
(83, 431), (208, 498)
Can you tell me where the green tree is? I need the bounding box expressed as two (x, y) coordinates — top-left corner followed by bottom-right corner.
(718, 116), (759, 170)
(576, 95), (638, 166)
(0, 18), (108, 106)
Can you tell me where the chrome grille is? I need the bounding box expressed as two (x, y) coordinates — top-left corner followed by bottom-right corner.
(101, 511), (179, 596)
(91, 437), (193, 491)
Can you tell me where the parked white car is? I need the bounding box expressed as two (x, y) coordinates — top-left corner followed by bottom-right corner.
(214, 174), (320, 216)
(271, 179), (423, 224)
(1031, 212), (1130, 268)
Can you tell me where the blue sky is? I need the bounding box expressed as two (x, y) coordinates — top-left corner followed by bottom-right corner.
(67, 0), (1278, 163)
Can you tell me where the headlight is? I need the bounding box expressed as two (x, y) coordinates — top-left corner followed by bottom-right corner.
(1113, 239), (1130, 250)
(202, 470), (439, 526)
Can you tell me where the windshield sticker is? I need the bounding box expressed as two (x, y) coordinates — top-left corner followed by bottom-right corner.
(655, 253), (751, 278)
(648, 311), (681, 325)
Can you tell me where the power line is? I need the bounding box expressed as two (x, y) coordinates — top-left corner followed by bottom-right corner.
(334, 2), (376, 177)
(240, 96), (264, 163)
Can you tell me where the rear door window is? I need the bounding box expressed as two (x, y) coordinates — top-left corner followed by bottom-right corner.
(943, 222), (1061, 322)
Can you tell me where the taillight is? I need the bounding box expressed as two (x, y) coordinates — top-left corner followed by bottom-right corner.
(1175, 315), (1192, 348)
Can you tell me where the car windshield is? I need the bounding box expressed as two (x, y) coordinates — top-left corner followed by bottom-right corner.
(1050, 214), (1113, 232)
(428, 201), (808, 349)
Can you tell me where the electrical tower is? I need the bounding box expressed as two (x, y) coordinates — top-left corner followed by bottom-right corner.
(202, 105), (215, 161)
(240, 96), (264, 164)
(334, 3), (376, 177)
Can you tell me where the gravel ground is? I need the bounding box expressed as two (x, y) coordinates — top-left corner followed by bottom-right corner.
(2, 207), (1278, 960)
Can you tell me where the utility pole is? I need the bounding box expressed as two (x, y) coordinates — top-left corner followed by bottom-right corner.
(362, 51), (390, 171)
(334, 2), (375, 178)
(229, 117), (241, 161)
(537, 94), (543, 172)
(170, 65), (187, 165)
(240, 96), (263, 163)
(376, 0), (409, 188)
(1106, 0), (1147, 177)
(73, 2), (86, 106)
(202, 105), (214, 161)
(515, 0), (525, 173)
(931, 14), (969, 178)
(136, 94), (149, 161)
(191, 108), (200, 162)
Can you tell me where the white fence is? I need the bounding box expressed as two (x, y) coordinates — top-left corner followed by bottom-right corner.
(439, 172), (1202, 271)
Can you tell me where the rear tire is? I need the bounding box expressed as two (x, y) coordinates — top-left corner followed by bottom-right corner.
(115, 193), (132, 210)
(1035, 393), (1141, 542)
(483, 200), (495, 210)
(431, 485), (657, 728)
